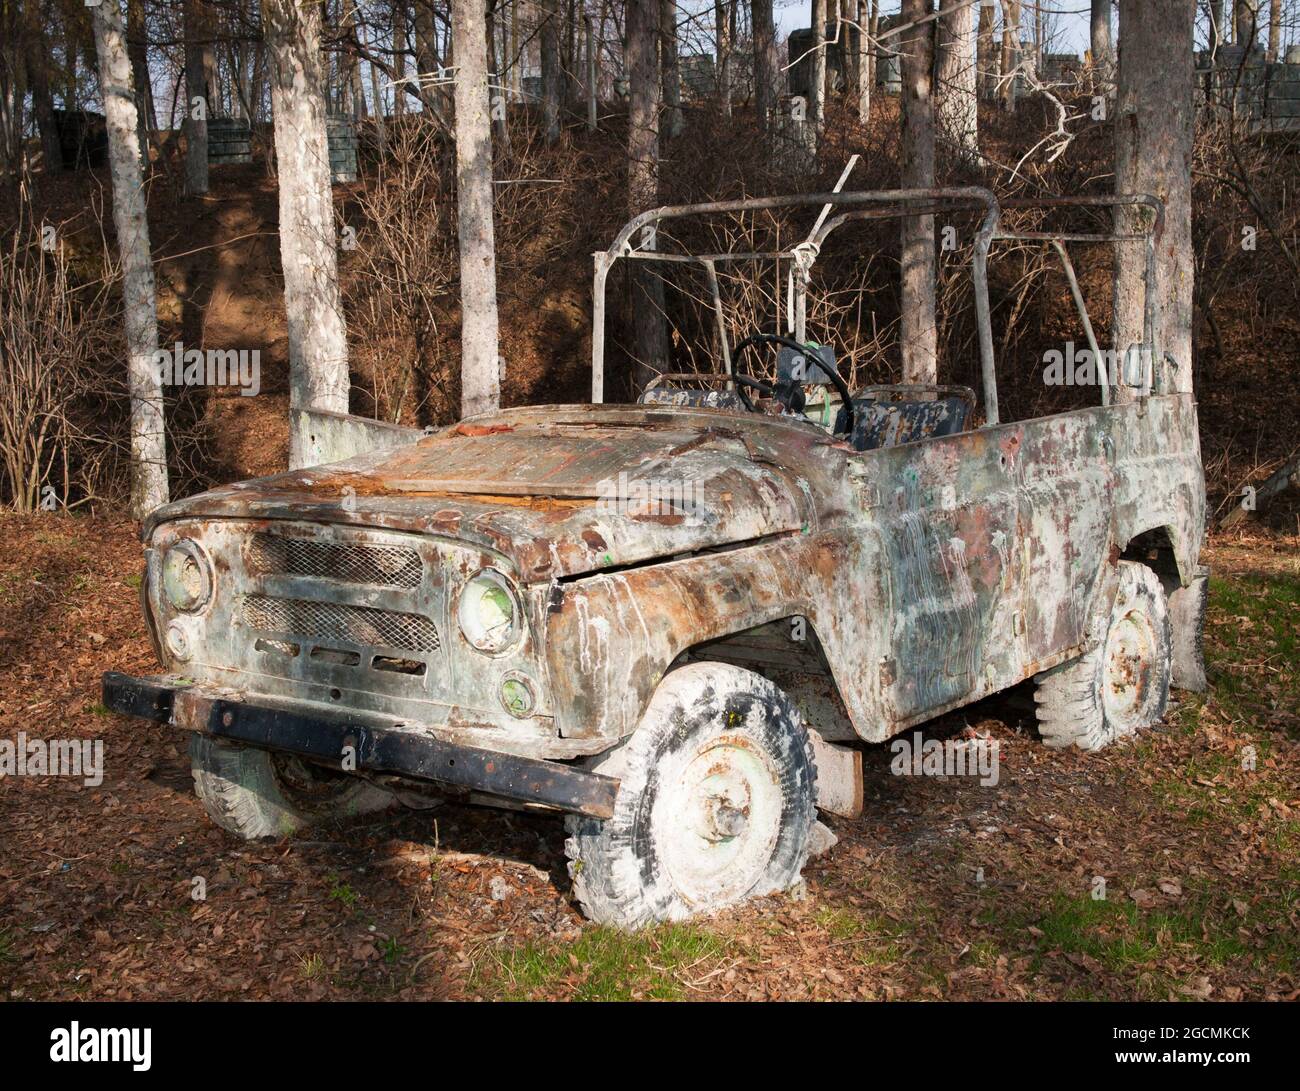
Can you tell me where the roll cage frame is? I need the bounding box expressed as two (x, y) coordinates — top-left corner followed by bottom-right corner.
(590, 188), (1166, 428)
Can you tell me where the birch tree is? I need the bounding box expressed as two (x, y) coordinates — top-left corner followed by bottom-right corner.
(857, 0), (876, 123)
(937, 0), (978, 162)
(628, 0), (667, 390)
(262, 0), (351, 467)
(91, 0), (169, 515)
(453, 0), (501, 417)
(1112, 0), (1194, 400)
(899, 0), (937, 384)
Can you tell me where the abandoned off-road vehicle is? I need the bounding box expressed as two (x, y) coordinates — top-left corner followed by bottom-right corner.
(105, 190), (1208, 928)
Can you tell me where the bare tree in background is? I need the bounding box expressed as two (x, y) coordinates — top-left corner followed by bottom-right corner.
(1267, 0), (1282, 60)
(393, 0), (407, 116)
(262, 0), (351, 467)
(126, 0), (154, 158)
(1090, 0), (1113, 87)
(1235, 0), (1261, 47)
(662, 0), (684, 137)
(857, 0), (876, 123)
(899, 0), (937, 383)
(627, 0), (667, 390)
(716, 0), (731, 117)
(937, 0), (978, 163)
(453, 0), (501, 417)
(977, 1), (996, 100)
(1113, 0), (1195, 400)
(90, 0), (169, 516)
(541, 0), (561, 142)
(812, 0), (826, 132)
(184, 0), (210, 194)
(752, 0), (778, 134)
(999, 0), (1019, 112)
(23, 0), (62, 174)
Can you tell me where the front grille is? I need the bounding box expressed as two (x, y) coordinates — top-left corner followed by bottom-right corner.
(247, 533), (422, 589)
(241, 594), (440, 653)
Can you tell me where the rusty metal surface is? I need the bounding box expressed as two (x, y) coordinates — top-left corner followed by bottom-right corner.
(128, 189), (1205, 774)
(138, 390), (1203, 755)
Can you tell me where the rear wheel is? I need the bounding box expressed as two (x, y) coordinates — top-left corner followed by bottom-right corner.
(190, 735), (393, 839)
(1034, 560), (1172, 750)
(564, 663), (817, 929)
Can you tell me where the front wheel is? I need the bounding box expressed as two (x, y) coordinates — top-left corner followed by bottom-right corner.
(190, 735), (394, 839)
(564, 663), (818, 929)
(1034, 560), (1173, 751)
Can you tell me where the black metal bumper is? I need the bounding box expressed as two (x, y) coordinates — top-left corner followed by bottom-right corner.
(101, 671), (618, 819)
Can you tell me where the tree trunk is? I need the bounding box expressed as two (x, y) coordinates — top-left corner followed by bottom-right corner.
(366, 21), (389, 147)
(811, 0), (826, 131)
(586, 15), (598, 129)
(856, 0), (871, 123)
(1090, 0), (1113, 86)
(1267, 0), (1281, 61)
(999, 0), (1019, 112)
(540, 0), (561, 141)
(414, 1), (449, 123)
(627, 0), (666, 391)
(126, 0), (154, 157)
(977, 1), (996, 100)
(393, 1), (407, 115)
(1208, 1), (1227, 55)
(1112, 0), (1194, 400)
(90, 0), (169, 517)
(937, 0), (978, 162)
(752, 0), (778, 133)
(452, 0), (501, 418)
(899, 0), (937, 384)
(716, 0), (731, 116)
(661, 0), (683, 137)
(262, 0), (351, 467)
(1235, 1), (1261, 47)
(23, 1), (63, 174)
(184, 0), (210, 194)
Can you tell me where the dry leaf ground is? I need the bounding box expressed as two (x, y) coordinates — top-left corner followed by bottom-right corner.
(0, 515), (1295, 1001)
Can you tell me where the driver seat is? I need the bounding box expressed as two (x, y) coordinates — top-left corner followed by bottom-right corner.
(835, 384), (976, 451)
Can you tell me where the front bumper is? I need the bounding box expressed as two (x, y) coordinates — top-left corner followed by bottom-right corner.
(102, 671), (618, 819)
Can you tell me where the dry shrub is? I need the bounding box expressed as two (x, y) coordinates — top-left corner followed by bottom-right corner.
(0, 197), (126, 511)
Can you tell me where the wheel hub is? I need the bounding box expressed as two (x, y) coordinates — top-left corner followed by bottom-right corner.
(656, 734), (783, 908)
(1103, 609), (1156, 728)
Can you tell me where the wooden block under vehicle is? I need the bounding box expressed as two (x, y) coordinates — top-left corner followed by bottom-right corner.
(807, 729), (864, 819)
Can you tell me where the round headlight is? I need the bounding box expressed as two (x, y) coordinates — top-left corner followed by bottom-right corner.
(162, 539), (213, 613)
(457, 569), (521, 654)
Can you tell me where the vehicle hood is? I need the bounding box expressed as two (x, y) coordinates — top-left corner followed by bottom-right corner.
(144, 405), (852, 581)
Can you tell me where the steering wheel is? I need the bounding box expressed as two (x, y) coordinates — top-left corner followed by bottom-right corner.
(730, 333), (856, 438)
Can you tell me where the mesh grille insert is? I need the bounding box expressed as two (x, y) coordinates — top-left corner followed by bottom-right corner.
(247, 534), (422, 589)
(241, 594), (440, 653)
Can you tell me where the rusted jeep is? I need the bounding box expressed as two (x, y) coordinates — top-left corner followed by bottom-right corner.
(104, 191), (1208, 928)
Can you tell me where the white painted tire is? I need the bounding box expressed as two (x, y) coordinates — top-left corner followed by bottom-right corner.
(1034, 560), (1172, 751)
(190, 735), (393, 839)
(564, 663), (817, 929)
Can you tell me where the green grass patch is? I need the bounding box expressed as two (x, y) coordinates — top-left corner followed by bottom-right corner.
(489, 924), (729, 1001)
